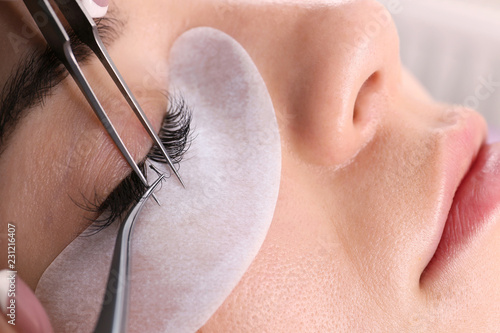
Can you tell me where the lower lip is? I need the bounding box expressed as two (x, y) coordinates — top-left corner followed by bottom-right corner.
(423, 143), (500, 277)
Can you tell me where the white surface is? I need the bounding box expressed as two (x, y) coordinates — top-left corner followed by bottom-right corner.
(36, 28), (281, 333)
(379, 0), (500, 128)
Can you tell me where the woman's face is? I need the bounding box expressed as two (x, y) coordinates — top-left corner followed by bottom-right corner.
(1, 0), (499, 331)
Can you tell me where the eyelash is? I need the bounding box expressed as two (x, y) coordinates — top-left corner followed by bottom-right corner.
(80, 95), (193, 235)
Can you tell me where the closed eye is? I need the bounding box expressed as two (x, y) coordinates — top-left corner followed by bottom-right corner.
(79, 95), (193, 235)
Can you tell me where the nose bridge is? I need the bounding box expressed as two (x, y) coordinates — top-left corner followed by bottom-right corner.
(277, 1), (402, 166)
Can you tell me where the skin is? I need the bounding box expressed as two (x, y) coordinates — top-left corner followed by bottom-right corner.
(1, 0), (499, 331)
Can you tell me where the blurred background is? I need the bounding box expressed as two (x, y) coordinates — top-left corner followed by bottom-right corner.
(379, 0), (500, 133)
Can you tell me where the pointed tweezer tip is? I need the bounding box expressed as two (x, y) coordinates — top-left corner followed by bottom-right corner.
(152, 193), (161, 206)
(153, 141), (186, 189)
(174, 171), (186, 189)
(164, 155), (186, 189)
(148, 159), (186, 189)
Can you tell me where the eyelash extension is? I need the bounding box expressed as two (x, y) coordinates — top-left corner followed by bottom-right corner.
(80, 95), (193, 236)
(148, 96), (193, 164)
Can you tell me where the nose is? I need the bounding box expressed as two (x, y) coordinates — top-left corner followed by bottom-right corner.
(252, 1), (403, 167)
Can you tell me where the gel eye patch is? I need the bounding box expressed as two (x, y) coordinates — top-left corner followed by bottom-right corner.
(36, 27), (281, 333)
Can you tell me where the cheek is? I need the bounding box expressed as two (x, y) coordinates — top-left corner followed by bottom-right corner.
(201, 220), (395, 332)
(200, 240), (341, 331)
(200, 166), (388, 332)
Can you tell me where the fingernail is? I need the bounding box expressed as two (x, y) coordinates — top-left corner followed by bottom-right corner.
(79, 0), (109, 18)
(0, 270), (53, 333)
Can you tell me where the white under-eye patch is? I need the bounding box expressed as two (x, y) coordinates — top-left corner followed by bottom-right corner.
(36, 27), (281, 332)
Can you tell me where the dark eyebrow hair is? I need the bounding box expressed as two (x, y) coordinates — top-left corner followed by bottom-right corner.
(0, 12), (123, 155)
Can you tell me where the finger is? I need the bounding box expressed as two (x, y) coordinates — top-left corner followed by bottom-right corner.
(1, 270), (54, 333)
(0, 313), (17, 333)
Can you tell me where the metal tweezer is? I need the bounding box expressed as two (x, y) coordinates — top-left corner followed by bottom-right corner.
(93, 174), (165, 333)
(22, 0), (185, 188)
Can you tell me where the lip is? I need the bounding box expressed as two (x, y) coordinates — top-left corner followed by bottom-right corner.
(421, 117), (500, 281)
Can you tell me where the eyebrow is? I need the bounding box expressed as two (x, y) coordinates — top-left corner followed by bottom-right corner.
(0, 12), (123, 155)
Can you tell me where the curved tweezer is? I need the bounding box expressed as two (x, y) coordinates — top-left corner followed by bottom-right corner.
(21, 0), (185, 188)
(93, 174), (165, 333)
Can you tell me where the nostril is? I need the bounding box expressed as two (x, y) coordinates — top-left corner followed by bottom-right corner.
(353, 71), (381, 124)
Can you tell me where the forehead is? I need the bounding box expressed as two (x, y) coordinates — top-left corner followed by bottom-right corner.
(0, 3), (46, 84)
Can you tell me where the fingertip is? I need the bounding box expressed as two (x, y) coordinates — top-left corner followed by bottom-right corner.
(0, 270), (53, 333)
(0, 270), (10, 314)
(79, 0), (109, 18)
